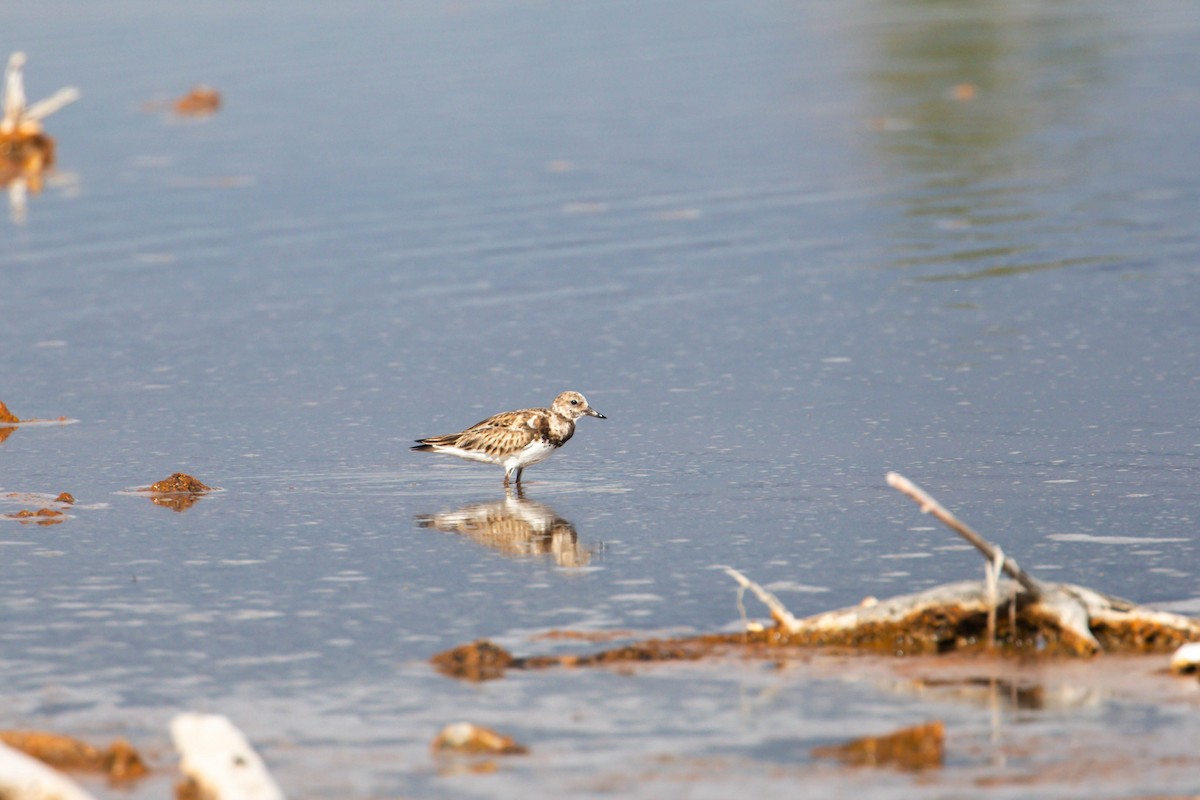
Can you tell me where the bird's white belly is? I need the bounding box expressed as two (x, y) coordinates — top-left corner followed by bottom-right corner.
(503, 440), (558, 471)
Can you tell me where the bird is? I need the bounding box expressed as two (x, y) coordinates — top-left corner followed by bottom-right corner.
(412, 390), (606, 486)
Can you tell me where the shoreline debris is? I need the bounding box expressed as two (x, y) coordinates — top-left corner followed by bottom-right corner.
(0, 740), (96, 800)
(432, 473), (1200, 680)
(171, 713), (283, 800)
(0, 730), (148, 781)
(730, 473), (1200, 656)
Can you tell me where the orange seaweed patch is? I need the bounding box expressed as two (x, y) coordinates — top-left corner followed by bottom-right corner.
(55, 492), (75, 504)
(173, 86), (221, 116)
(0, 130), (56, 188)
(431, 640), (516, 682)
(0, 730), (149, 780)
(0, 400), (73, 427)
(148, 473), (213, 493)
(432, 635), (754, 681)
(433, 601), (1200, 684)
(5, 507), (66, 525)
(139, 472), (215, 512)
(812, 721), (945, 771)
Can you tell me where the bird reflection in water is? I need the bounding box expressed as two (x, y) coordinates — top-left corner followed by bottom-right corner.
(415, 490), (592, 568)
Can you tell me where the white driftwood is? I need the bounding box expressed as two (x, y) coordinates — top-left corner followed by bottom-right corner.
(723, 566), (803, 632)
(24, 87), (81, 123)
(0, 740), (97, 800)
(171, 713), (284, 800)
(724, 474), (1200, 656)
(2, 51), (79, 134)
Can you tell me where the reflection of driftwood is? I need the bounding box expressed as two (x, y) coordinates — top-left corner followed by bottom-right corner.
(725, 473), (1200, 656)
(416, 492), (591, 567)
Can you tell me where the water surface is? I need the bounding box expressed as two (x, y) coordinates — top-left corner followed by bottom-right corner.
(3, 1), (1200, 797)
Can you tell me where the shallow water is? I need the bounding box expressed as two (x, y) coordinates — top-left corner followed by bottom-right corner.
(3, 1), (1200, 797)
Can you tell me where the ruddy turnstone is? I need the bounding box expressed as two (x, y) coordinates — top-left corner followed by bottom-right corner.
(412, 390), (606, 486)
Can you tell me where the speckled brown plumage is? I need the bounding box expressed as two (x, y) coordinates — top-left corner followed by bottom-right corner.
(413, 391), (606, 486)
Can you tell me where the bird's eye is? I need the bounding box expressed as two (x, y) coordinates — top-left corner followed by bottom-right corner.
(570, 399), (579, 405)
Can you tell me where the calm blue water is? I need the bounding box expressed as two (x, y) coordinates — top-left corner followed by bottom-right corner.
(3, 1), (1200, 797)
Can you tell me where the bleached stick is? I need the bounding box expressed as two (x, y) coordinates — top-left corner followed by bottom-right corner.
(723, 566), (803, 633)
(24, 87), (80, 122)
(171, 713), (285, 800)
(0, 740), (97, 800)
(886, 472), (1044, 598)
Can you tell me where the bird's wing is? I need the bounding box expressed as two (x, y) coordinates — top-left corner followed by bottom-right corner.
(454, 422), (539, 458)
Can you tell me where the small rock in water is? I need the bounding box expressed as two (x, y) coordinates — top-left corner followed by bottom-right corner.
(1169, 642), (1200, 674)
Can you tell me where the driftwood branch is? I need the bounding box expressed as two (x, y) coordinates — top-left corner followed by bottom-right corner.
(0, 740), (96, 800)
(721, 473), (1200, 657)
(171, 714), (284, 800)
(886, 472), (1043, 597)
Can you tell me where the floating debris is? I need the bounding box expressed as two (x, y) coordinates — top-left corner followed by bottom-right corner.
(0, 399), (19, 424)
(0, 730), (148, 781)
(812, 721), (945, 771)
(54, 492), (75, 504)
(171, 713), (283, 800)
(431, 722), (528, 756)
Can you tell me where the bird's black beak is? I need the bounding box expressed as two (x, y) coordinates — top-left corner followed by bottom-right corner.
(589, 408), (606, 419)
